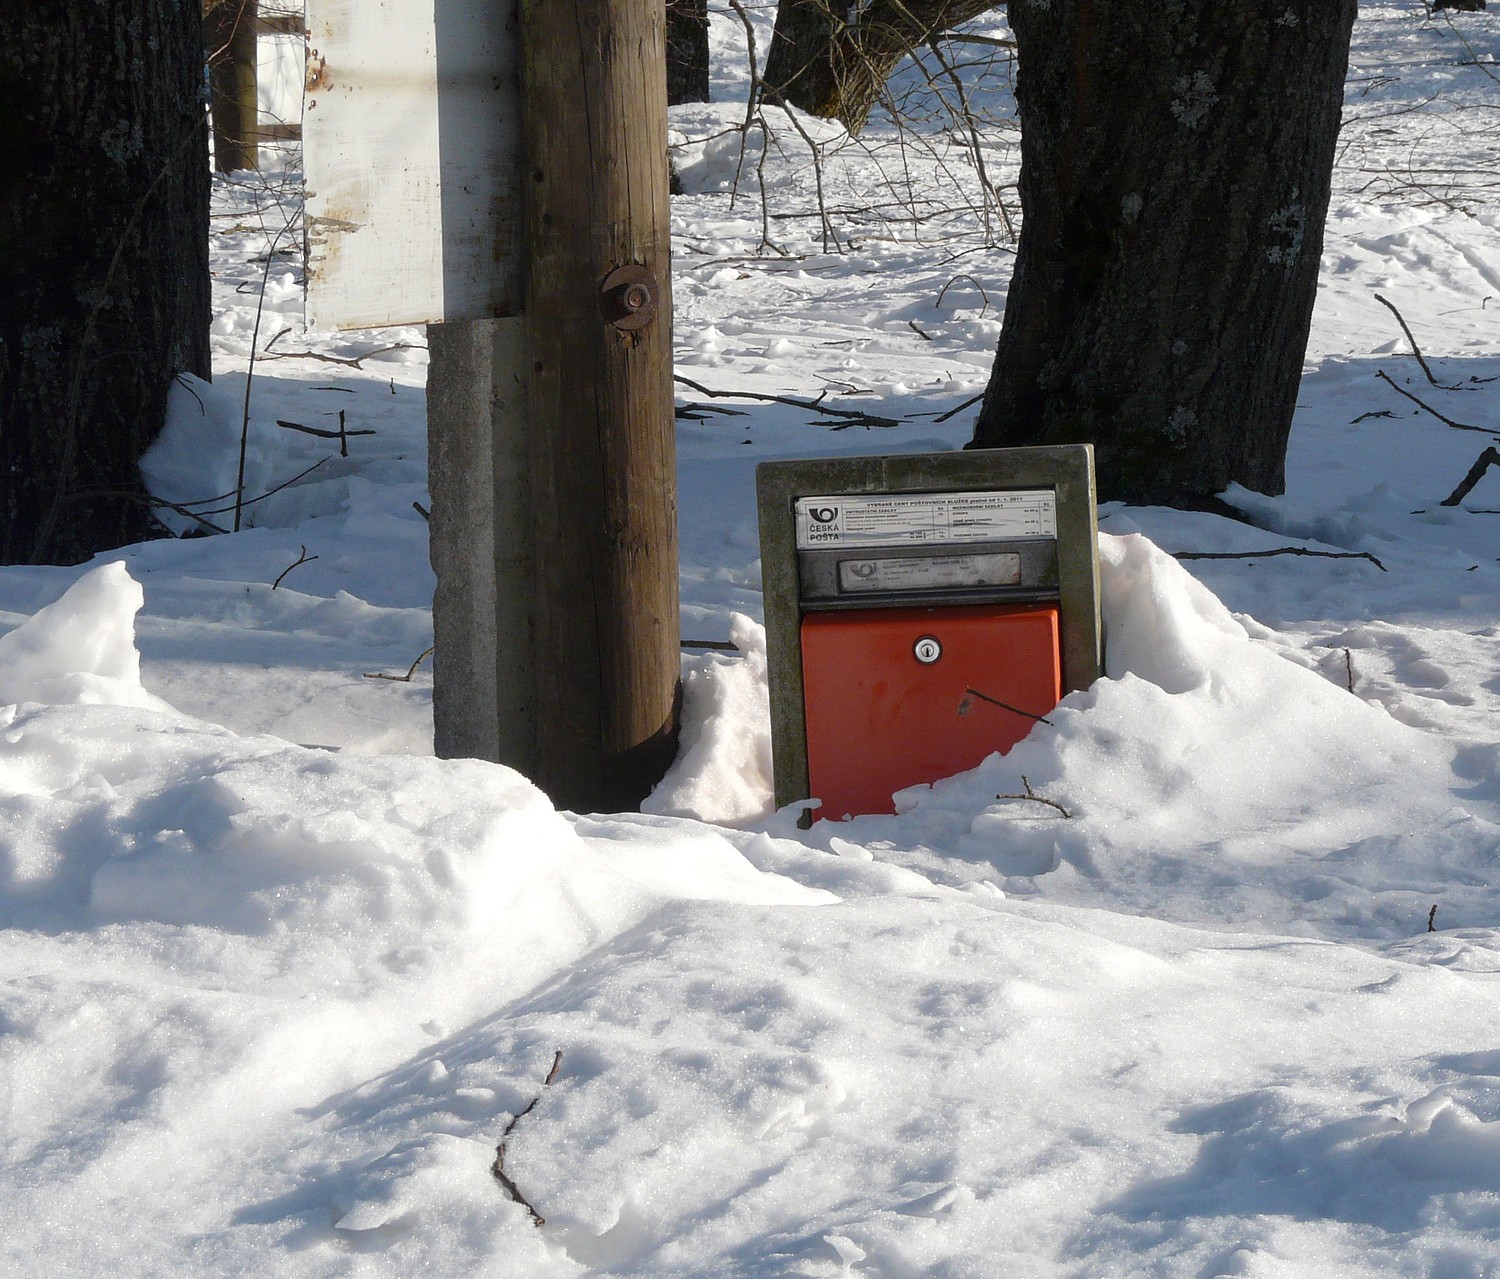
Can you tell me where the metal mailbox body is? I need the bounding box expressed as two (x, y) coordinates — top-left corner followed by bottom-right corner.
(802, 602), (1061, 818)
(757, 447), (1101, 821)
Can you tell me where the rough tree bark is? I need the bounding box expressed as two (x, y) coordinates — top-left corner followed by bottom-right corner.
(667, 0), (710, 105)
(764, 0), (996, 134)
(0, 0), (211, 565)
(970, 1), (1357, 503)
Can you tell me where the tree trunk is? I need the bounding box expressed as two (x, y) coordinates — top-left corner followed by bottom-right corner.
(970, 1), (1357, 504)
(666, 0), (709, 105)
(764, 0), (995, 134)
(0, 0), (212, 566)
(204, 0), (259, 173)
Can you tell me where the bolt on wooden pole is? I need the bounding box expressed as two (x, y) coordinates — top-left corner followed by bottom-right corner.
(515, 0), (681, 811)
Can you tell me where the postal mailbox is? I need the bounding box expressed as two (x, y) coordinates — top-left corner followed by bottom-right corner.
(756, 447), (1101, 822)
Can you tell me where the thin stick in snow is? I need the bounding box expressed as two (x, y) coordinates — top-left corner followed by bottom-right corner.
(995, 775), (1072, 819)
(673, 375), (902, 428)
(492, 1050), (564, 1228)
(934, 273), (990, 315)
(1440, 445), (1500, 506)
(1374, 293), (1463, 390)
(1173, 547), (1387, 572)
(1376, 369), (1497, 436)
(934, 391), (984, 423)
(271, 545), (318, 590)
(362, 646), (435, 683)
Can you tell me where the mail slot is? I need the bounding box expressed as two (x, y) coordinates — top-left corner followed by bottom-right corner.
(757, 448), (1101, 822)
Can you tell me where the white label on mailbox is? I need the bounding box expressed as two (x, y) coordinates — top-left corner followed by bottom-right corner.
(796, 489), (1056, 548)
(838, 552), (1022, 594)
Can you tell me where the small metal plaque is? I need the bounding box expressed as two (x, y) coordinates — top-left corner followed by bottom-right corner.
(797, 538), (1056, 605)
(837, 551), (1022, 595)
(796, 489), (1057, 549)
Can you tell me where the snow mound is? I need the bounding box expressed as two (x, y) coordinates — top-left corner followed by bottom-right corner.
(0, 569), (830, 962)
(1098, 530), (1257, 693)
(4, 708), (831, 972)
(645, 612), (775, 826)
(0, 562), (173, 713)
(884, 532), (1470, 936)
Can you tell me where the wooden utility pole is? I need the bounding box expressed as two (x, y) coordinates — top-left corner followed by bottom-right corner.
(204, 0), (259, 172)
(305, 0), (680, 810)
(511, 0), (681, 812)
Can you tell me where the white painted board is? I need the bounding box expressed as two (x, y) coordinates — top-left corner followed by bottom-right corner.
(303, 0), (521, 330)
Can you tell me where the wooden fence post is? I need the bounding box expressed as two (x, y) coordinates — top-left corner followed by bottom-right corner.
(512, 0), (680, 811)
(204, 0), (259, 172)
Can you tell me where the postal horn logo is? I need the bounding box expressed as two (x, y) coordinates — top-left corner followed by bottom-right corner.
(808, 506), (839, 525)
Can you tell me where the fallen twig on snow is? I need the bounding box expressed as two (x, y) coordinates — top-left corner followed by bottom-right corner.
(673, 374), (902, 428)
(1374, 293), (1463, 389)
(934, 273), (990, 315)
(492, 1051), (564, 1228)
(1376, 369), (1497, 436)
(271, 544), (317, 590)
(191, 457), (332, 519)
(1440, 445), (1500, 506)
(934, 391), (984, 424)
(675, 401), (751, 421)
(363, 646), (435, 683)
(995, 775), (1072, 819)
(275, 411), (375, 456)
(1173, 547), (1387, 572)
(262, 329), (426, 368)
(73, 487), (231, 537)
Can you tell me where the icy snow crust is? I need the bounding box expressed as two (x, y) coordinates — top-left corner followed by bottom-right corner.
(5, 4), (1500, 1275)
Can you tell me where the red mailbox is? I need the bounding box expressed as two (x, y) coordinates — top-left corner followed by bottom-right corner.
(801, 602), (1060, 819)
(756, 449), (1100, 824)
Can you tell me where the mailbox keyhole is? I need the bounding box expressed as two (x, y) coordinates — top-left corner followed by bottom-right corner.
(913, 635), (942, 664)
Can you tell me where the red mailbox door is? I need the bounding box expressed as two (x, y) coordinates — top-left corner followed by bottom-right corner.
(800, 602), (1060, 820)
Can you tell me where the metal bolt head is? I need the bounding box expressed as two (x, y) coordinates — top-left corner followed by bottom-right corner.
(601, 264), (659, 331)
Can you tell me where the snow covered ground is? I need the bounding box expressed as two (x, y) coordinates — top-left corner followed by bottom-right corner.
(5, 4), (1500, 1275)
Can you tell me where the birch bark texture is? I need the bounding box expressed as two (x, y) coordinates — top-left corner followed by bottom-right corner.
(971, 1), (1357, 503)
